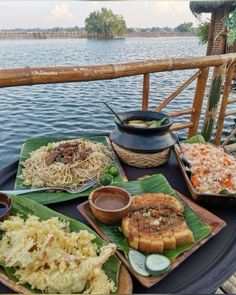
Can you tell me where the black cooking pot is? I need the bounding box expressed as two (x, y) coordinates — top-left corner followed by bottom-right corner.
(110, 111), (177, 152)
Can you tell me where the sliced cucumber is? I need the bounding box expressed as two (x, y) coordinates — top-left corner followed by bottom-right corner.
(145, 254), (171, 275)
(128, 250), (150, 277)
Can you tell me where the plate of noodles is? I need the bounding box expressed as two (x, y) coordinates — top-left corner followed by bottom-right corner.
(14, 136), (127, 205)
(0, 196), (132, 294)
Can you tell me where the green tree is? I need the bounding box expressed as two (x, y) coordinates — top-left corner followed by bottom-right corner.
(85, 8), (127, 39)
(162, 26), (172, 32)
(196, 10), (236, 46)
(175, 22), (194, 32)
(224, 8), (236, 46)
(196, 21), (210, 44)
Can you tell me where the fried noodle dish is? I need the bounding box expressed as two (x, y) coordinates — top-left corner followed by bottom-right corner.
(21, 139), (112, 188)
(180, 143), (236, 194)
(0, 215), (116, 294)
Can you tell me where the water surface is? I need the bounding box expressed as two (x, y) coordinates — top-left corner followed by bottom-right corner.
(0, 38), (234, 168)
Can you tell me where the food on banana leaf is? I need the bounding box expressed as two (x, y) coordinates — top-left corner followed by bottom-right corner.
(21, 138), (111, 189)
(0, 215), (116, 294)
(121, 193), (194, 253)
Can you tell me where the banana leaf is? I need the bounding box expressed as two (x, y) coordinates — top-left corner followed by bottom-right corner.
(0, 196), (120, 293)
(96, 174), (212, 261)
(219, 189), (236, 196)
(182, 135), (236, 197)
(14, 136), (126, 205)
(182, 135), (206, 144)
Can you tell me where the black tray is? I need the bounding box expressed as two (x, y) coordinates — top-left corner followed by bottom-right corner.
(0, 153), (236, 294)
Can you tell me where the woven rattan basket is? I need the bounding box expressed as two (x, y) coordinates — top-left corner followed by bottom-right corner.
(112, 143), (171, 168)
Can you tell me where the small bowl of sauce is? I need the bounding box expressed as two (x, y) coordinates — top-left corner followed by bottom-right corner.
(0, 193), (12, 221)
(89, 186), (131, 224)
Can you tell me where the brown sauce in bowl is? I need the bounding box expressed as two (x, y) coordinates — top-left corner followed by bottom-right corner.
(94, 194), (128, 210)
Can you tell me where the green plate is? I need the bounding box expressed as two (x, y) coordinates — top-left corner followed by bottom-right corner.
(14, 136), (127, 205)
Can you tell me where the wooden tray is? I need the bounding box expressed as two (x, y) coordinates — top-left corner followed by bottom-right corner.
(174, 147), (236, 205)
(0, 264), (133, 294)
(78, 191), (226, 288)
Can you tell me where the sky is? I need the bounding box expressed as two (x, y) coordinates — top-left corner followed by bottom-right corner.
(0, 1), (208, 29)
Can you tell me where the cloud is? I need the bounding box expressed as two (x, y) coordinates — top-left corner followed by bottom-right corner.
(48, 2), (74, 20)
(154, 1), (189, 16)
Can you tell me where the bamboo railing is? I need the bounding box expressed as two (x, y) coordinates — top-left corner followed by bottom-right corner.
(0, 53), (236, 143)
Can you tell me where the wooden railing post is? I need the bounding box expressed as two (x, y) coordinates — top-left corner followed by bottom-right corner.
(155, 71), (200, 112)
(214, 63), (236, 145)
(201, 63), (227, 142)
(188, 67), (209, 137)
(142, 73), (150, 111)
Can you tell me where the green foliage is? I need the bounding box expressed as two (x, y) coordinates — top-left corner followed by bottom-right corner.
(196, 21), (210, 44)
(174, 22), (194, 32)
(85, 8), (127, 39)
(224, 8), (236, 46)
(183, 135), (206, 143)
(201, 76), (223, 141)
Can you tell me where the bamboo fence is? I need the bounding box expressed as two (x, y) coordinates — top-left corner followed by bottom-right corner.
(0, 53), (236, 143)
(0, 31), (196, 40)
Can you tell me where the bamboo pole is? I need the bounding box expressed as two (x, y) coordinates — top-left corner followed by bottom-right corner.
(171, 122), (193, 131)
(188, 67), (209, 137)
(142, 73), (150, 111)
(206, 12), (215, 55)
(227, 98), (236, 104)
(0, 54), (235, 88)
(201, 63), (227, 142)
(224, 143), (236, 153)
(155, 71), (200, 112)
(215, 64), (236, 145)
(225, 109), (236, 116)
(168, 108), (195, 118)
(222, 128), (236, 146)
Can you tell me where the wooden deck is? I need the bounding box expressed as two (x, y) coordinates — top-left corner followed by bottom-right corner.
(217, 274), (236, 294)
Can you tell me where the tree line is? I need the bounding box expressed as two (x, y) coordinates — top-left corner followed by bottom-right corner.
(1, 8), (196, 39)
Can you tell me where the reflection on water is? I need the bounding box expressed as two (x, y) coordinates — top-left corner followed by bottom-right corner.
(0, 38), (235, 168)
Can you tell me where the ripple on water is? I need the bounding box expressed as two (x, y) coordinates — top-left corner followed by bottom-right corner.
(0, 38), (234, 168)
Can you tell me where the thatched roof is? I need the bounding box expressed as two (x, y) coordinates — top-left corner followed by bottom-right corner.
(190, 1), (236, 15)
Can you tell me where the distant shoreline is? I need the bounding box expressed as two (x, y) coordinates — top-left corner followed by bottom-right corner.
(0, 31), (196, 40)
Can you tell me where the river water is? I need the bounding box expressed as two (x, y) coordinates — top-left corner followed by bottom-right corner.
(0, 37), (235, 168)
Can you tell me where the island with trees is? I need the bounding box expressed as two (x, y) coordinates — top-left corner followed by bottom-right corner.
(0, 8), (197, 40)
(85, 8), (127, 39)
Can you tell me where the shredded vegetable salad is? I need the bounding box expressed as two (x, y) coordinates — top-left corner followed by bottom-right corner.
(180, 143), (236, 194)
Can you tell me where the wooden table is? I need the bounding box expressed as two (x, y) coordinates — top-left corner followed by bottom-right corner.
(0, 151), (235, 293)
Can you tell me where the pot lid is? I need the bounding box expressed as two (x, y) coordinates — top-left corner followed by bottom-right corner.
(110, 127), (177, 152)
